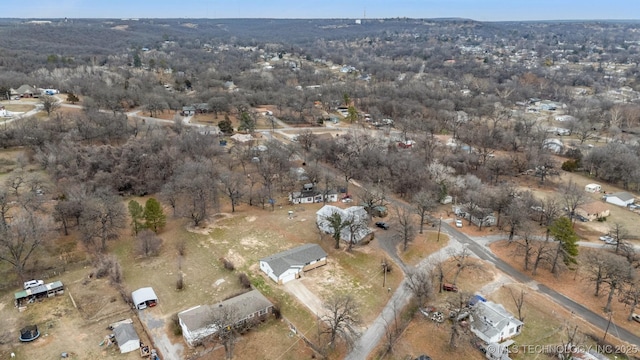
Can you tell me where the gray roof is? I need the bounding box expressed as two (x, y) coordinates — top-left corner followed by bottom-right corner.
(114, 323), (139, 345)
(316, 205), (372, 243)
(178, 289), (272, 332)
(260, 244), (327, 277)
(609, 192), (635, 202)
(131, 287), (157, 306)
(472, 301), (522, 340)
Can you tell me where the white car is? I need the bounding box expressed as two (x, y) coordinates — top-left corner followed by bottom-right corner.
(455, 219), (463, 228)
(599, 235), (613, 242)
(23, 280), (44, 290)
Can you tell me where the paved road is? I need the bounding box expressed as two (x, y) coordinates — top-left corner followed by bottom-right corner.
(441, 222), (640, 346)
(345, 237), (464, 360)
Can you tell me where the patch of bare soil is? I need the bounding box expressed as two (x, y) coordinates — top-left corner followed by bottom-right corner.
(185, 213), (234, 235)
(489, 240), (640, 341)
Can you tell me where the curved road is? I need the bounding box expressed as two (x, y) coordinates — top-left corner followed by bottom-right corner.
(347, 216), (640, 360)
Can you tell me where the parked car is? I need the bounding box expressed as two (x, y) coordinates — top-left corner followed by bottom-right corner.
(13, 96), (20, 100)
(605, 238), (618, 245)
(375, 222), (389, 230)
(442, 283), (459, 292)
(455, 219), (463, 228)
(23, 280), (44, 290)
(632, 313), (640, 323)
(599, 235), (614, 242)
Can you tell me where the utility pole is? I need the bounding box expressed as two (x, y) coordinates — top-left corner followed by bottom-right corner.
(437, 216), (442, 242)
(603, 311), (613, 342)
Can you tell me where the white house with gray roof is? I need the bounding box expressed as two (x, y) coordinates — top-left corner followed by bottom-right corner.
(471, 301), (523, 344)
(178, 289), (273, 347)
(604, 192), (635, 207)
(260, 244), (327, 284)
(316, 205), (373, 245)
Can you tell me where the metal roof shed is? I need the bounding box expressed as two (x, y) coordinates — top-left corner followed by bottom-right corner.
(113, 323), (140, 353)
(131, 287), (158, 310)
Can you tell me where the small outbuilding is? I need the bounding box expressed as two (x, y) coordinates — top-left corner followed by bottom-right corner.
(584, 184), (601, 193)
(113, 323), (140, 354)
(604, 192), (635, 207)
(131, 287), (158, 310)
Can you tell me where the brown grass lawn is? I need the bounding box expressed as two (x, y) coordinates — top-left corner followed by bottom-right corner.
(0, 267), (149, 359)
(109, 198), (404, 359)
(376, 259), (497, 360)
(398, 232), (448, 267)
(490, 240), (640, 345)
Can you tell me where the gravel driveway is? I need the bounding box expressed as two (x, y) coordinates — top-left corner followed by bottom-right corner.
(283, 278), (326, 317)
(138, 309), (184, 359)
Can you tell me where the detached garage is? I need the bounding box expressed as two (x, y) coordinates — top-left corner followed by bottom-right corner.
(132, 287), (158, 310)
(113, 323), (139, 354)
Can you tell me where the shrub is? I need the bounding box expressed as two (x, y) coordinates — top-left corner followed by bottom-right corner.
(171, 314), (182, 336)
(239, 273), (251, 289)
(221, 257), (235, 271)
(272, 305), (281, 319)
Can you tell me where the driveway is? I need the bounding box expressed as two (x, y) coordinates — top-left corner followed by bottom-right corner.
(138, 308), (184, 360)
(284, 278), (326, 317)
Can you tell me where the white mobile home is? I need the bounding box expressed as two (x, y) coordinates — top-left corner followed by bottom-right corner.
(584, 184), (601, 193)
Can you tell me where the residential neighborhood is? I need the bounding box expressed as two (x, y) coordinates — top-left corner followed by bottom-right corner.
(1, 9), (640, 360)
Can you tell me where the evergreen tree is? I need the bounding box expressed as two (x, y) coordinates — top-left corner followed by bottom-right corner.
(144, 198), (166, 233)
(128, 200), (145, 235)
(549, 216), (579, 273)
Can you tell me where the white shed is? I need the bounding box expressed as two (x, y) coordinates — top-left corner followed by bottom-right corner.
(131, 287), (158, 310)
(113, 323), (140, 353)
(584, 184), (601, 193)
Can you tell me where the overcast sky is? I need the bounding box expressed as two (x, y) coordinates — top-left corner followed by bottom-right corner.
(4, 0), (639, 21)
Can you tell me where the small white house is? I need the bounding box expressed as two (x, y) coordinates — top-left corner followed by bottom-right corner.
(260, 244), (327, 284)
(113, 323), (140, 354)
(604, 192), (635, 207)
(584, 184), (601, 193)
(471, 301), (523, 344)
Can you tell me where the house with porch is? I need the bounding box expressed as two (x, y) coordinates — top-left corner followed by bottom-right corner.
(259, 244), (328, 284)
(288, 183), (338, 204)
(178, 289), (273, 347)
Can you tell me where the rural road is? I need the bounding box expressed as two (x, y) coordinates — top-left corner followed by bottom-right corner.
(346, 203), (640, 359)
(345, 236), (465, 360)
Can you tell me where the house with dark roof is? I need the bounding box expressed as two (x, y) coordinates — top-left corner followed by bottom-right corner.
(604, 192), (635, 207)
(288, 183), (338, 204)
(259, 244), (327, 284)
(178, 289), (273, 347)
(471, 301), (523, 344)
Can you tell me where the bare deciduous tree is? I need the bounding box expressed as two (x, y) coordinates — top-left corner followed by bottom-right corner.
(413, 190), (437, 234)
(321, 294), (361, 349)
(394, 206), (416, 252)
(136, 230), (163, 257)
(404, 269), (433, 306)
(0, 210), (51, 281)
(508, 287), (526, 321)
